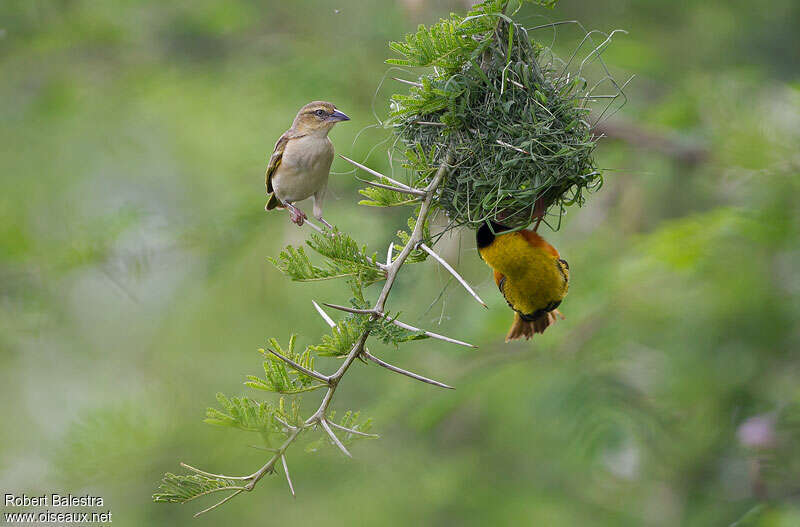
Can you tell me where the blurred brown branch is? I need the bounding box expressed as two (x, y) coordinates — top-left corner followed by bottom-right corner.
(594, 118), (709, 166)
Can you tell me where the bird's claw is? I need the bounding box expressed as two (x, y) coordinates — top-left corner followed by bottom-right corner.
(288, 206), (307, 226)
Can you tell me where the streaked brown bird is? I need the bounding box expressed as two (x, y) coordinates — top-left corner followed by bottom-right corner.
(265, 101), (350, 227)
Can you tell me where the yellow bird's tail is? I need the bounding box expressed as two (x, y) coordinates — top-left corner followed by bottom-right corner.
(505, 310), (564, 342)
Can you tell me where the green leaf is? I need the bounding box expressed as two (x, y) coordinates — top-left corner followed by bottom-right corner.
(368, 313), (428, 348)
(269, 229), (386, 285)
(309, 315), (367, 357)
(394, 215), (430, 264)
(153, 473), (244, 504)
(245, 336), (327, 395)
(203, 393), (282, 434)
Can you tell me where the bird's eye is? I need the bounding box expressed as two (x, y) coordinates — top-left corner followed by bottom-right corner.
(315, 109), (326, 117)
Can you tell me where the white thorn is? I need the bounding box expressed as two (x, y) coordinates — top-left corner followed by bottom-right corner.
(364, 350), (454, 389)
(339, 154), (413, 190)
(386, 242), (394, 266)
(312, 300), (337, 328)
(320, 419), (352, 458)
(281, 455), (295, 497)
(418, 243), (488, 309)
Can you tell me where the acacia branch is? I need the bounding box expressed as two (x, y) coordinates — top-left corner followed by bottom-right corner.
(176, 158), (457, 515)
(313, 301), (453, 390)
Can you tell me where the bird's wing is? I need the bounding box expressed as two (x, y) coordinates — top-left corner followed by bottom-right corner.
(493, 270), (505, 289)
(519, 229), (560, 258)
(265, 131), (306, 194)
(556, 258), (569, 284)
(265, 133), (288, 194)
(494, 271), (515, 310)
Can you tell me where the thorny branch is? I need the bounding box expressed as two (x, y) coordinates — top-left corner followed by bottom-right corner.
(178, 156), (470, 516)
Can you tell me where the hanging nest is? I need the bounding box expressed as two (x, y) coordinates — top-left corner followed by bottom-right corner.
(388, 1), (611, 231)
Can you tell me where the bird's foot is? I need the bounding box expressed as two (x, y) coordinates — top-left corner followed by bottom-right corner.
(287, 205), (307, 226)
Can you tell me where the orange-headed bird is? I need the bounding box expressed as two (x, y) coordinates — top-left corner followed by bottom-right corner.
(476, 222), (569, 342)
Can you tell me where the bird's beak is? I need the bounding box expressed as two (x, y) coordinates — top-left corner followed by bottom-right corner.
(328, 110), (350, 122)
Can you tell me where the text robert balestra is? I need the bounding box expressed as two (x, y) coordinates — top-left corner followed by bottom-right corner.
(4, 493), (104, 507)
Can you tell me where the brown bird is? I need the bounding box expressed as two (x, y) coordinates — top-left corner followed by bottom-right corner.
(265, 101), (350, 227)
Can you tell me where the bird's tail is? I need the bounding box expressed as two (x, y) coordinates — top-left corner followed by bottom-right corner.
(265, 193), (284, 211)
(505, 310), (564, 342)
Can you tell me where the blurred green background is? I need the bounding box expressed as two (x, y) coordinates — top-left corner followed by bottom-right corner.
(1, 1), (799, 525)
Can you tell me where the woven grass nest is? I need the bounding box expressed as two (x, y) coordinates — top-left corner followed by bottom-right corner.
(389, 6), (605, 231)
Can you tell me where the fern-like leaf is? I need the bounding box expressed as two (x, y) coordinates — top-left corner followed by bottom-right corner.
(153, 473), (245, 504)
(368, 313), (428, 348)
(245, 336), (327, 395)
(203, 393), (283, 433)
(394, 215), (430, 264)
(310, 315), (367, 357)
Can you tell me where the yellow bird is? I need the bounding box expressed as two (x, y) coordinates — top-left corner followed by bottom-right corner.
(265, 101), (350, 227)
(476, 222), (569, 342)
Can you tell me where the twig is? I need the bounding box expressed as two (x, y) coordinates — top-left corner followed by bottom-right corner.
(495, 139), (530, 155)
(386, 242), (394, 266)
(321, 303), (375, 315)
(393, 77), (422, 87)
(339, 154), (414, 190)
(193, 490), (244, 518)
(179, 463), (252, 481)
(328, 420), (380, 438)
(272, 414), (296, 432)
(319, 418), (352, 458)
(281, 455), (295, 497)
(363, 350), (454, 390)
(356, 176), (426, 197)
(302, 218), (324, 234)
(418, 243), (487, 308)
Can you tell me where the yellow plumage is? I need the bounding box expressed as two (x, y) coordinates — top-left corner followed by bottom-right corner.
(476, 223), (569, 341)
